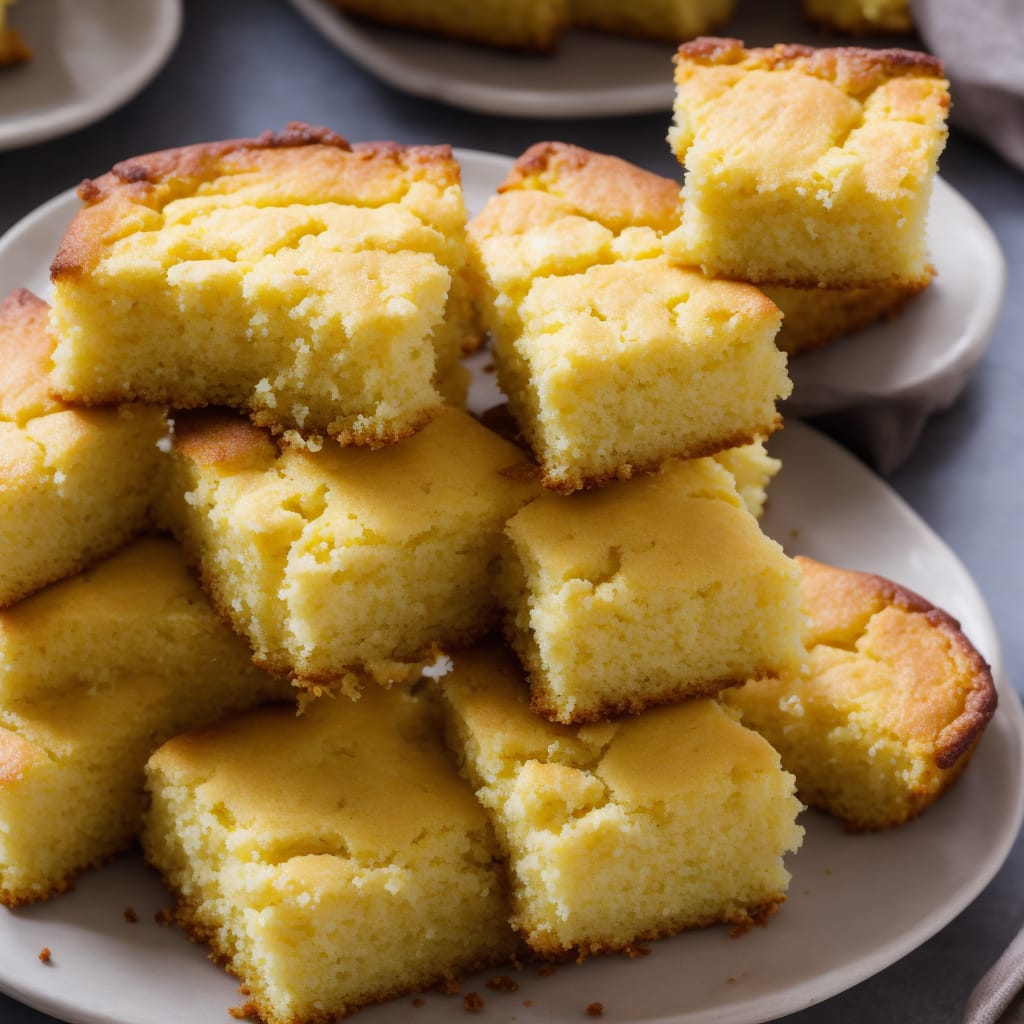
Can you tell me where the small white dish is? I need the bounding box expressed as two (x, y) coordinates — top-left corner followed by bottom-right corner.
(284, 0), (675, 118)
(0, 148), (1003, 434)
(0, 0), (182, 152)
(0, 415), (1019, 1024)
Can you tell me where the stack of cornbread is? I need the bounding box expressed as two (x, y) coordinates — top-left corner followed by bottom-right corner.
(0, 34), (997, 1024)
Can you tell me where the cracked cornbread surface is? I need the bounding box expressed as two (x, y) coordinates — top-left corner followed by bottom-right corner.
(49, 124), (476, 447)
(0, 289), (166, 607)
(436, 645), (804, 958)
(468, 142), (790, 493)
(143, 686), (515, 1024)
(0, 537), (288, 907)
(497, 456), (805, 723)
(165, 407), (539, 691)
(667, 38), (949, 287)
(724, 557), (997, 830)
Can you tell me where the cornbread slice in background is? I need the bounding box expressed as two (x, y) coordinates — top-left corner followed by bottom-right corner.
(667, 38), (949, 287)
(328, 0), (569, 53)
(49, 125), (476, 447)
(0, 538), (288, 906)
(570, 0), (735, 42)
(0, 288), (167, 607)
(803, 0), (913, 33)
(0, 0), (30, 66)
(143, 687), (515, 1024)
(468, 143), (790, 493)
(497, 457), (805, 723)
(437, 645), (803, 958)
(723, 556), (997, 830)
(165, 407), (539, 692)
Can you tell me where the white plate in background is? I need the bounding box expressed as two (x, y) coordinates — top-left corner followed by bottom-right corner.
(0, 0), (182, 152)
(0, 148), (1003, 430)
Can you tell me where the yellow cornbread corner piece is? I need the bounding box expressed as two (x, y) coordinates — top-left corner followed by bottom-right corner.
(0, 288), (167, 607)
(436, 645), (803, 958)
(0, 537), (288, 906)
(723, 556), (998, 831)
(497, 457), (805, 724)
(667, 38), (949, 287)
(165, 407), (540, 690)
(468, 143), (789, 493)
(803, 0), (913, 33)
(143, 686), (515, 1023)
(570, 0), (735, 42)
(49, 125), (477, 447)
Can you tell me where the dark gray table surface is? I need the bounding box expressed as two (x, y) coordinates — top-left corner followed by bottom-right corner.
(1, 1), (1021, 1022)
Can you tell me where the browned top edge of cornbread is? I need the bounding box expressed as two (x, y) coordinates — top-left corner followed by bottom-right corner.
(173, 408), (277, 469)
(675, 37), (946, 99)
(795, 555), (997, 769)
(50, 123), (460, 281)
(499, 141), (682, 232)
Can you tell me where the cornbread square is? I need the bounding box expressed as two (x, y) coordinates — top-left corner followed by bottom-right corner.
(143, 687), (515, 1023)
(0, 288), (167, 607)
(166, 407), (539, 691)
(803, 0), (913, 33)
(724, 557), (997, 830)
(571, 0), (735, 42)
(667, 38), (949, 287)
(437, 646), (804, 957)
(0, 538), (288, 905)
(50, 125), (477, 447)
(328, 0), (568, 52)
(497, 457), (805, 723)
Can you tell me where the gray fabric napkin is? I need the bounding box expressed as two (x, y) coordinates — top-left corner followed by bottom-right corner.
(912, 0), (1024, 173)
(965, 926), (1024, 1023)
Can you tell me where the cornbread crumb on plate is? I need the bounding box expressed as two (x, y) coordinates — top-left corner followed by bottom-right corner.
(497, 456), (805, 723)
(0, 288), (167, 607)
(0, 538), (287, 907)
(165, 406), (539, 692)
(667, 38), (949, 287)
(469, 142), (790, 493)
(803, 0), (913, 33)
(143, 686), (515, 1024)
(49, 124), (475, 447)
(437, 645), (803, 958)
(724, 556), (997, 830)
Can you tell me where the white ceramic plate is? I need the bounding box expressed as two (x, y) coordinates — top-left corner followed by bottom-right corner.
(0, 148), (1003, 428)
(0, 412), (1020, 1024)
(0, 0), (182, 152)
(284, 0), (676, 118)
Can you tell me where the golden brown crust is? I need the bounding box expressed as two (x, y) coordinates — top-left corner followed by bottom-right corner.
(795, 555), (997, 771)
(173, 409), (277, 468)
(676, 37), (944, 99)
(51, 125), (461, 281)
(500, 142), (681, 232)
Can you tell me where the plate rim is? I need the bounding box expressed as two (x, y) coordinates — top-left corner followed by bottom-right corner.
(0, 0), (183, 153)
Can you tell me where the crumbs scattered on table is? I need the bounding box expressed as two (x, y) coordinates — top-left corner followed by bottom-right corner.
(463, 991), (485, 1012)
(37, 947), (52, 964)
(727, 976), (737, 984)
(486, 975), (519, 993)
(155, 906), (175, 926)
(522, 1000), (535, 1007)
(586, 1003), (604, 1017)
(412, 996), (426, 1007)
(124, 906), (138, 923)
